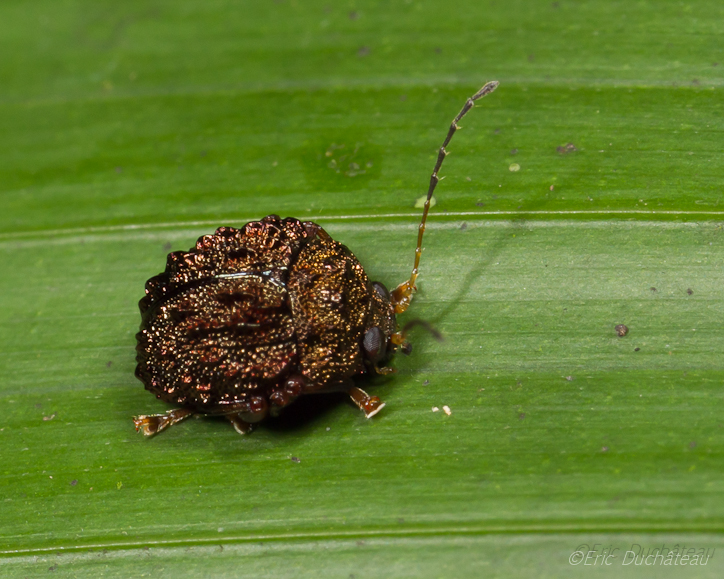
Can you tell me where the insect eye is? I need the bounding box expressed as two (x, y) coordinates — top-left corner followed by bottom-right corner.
(363, 326), (384, 361)
(372, 282), (390, 302)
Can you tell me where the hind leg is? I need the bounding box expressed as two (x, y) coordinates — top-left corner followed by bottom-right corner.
(133, 408), (194, 436)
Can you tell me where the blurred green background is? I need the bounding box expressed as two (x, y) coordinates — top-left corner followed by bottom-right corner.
(1, 1), (723, 577)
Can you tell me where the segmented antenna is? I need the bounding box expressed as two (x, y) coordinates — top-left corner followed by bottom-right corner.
(390, 81), (499, 314)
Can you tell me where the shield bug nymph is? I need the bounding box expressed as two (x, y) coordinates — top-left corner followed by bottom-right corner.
(133, 81), (499, 436)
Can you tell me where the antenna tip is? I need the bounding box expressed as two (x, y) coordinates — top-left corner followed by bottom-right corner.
(472, 81), (499, 100)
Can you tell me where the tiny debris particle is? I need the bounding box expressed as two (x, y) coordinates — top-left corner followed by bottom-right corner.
(326, 427), (331, 432)
(432, 406), (440, 412)
(357, 46), (370, 57)
(423, 380), (430, 386)
(475, 201), (485, 207)
(549, 185), (554, 191)
(650, 287), (656, 292)
(556, 143), (577, 154)
(601, 446), (609, 453)
(509, 163), (520, 172)
(290, 456), (301, 463)
(634, 347), (640, 352)
(689, 441), (697, 449)
(106, 361), (113, 368)
(70, 479), (78, 486)
(415, 194), (436, 209)
(510, 148), (518, 155)
(615, 324), (629, 337)
(43, 413), (56, 421)
(565, 376), (573, 381)
(460, 222), (467, 231)
(519, 413), (526, 420)
(442, 405), (452, 416)
(687, 288), (693, 295)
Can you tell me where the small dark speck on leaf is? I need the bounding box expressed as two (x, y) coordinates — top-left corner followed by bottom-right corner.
(556, 143), (577, 154)
(650, 287), (656, 292)
(35, 403), (42, 409)
(70, 479), (78, 486)
(528, 54), (535, 62)
(397, 517), (405, 524)
(357, 46), (370, 57)
(349, 10), (358, 19)
(399, 94), (407, 101)
(510, 148), (518, 155)
(494, 128), (501, 134)
(687, 288), (693, 295)
(460, 222), (467, 231)
(476, 202), (485, 207)
(423, 380), (429, 386)
(290, 456), (301, 463)
(49, 564), (58, 571)
(689, 441), (697, 449)
(106, 361), (113, 368)
(634, 347), (640, 352)
(356, 540), (365, 546)
(434, 47), (442, 54)
(519, 413), (526, 420)
(615, 324), (628, 337)
(115, 167), (123, 173)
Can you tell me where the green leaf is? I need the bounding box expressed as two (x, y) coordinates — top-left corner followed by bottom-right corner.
(2, 0), (724, 576)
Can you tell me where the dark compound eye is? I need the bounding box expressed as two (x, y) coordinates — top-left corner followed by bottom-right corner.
(363, 326), (384, 362)
(372, 282), (390, 302)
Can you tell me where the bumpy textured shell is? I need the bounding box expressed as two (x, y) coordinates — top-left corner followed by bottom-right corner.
(135, 215), (395, 416)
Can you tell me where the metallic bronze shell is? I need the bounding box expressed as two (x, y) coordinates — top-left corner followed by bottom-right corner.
(135, 215), (395, 419)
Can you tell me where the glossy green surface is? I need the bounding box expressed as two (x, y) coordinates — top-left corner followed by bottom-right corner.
(1, 0), (723, 577)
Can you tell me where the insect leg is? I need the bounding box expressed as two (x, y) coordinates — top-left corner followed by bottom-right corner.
(226, 413), (254, 435)
(347, 385), (386, 418)
(391, 81), (499, 314)
(133, 408), (194, 436)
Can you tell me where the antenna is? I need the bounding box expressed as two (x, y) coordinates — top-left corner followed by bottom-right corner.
(390, 81), (499, 314)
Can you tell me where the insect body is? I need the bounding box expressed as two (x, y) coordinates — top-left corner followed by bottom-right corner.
(134, 81), (499, 436)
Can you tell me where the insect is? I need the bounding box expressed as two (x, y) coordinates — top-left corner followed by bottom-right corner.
(133, 81), (499, 436)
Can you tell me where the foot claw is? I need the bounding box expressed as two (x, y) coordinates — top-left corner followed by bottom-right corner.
(363, 398), (386, 419)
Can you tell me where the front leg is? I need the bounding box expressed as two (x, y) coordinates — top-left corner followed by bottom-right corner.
(347, 385), (386, 418)
(226, 413), (254, 435)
